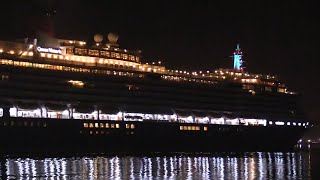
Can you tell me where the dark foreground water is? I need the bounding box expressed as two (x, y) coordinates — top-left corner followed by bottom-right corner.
(0, 151), (319, 179)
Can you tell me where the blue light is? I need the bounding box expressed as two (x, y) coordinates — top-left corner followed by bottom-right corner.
(233, 44), (243, 71)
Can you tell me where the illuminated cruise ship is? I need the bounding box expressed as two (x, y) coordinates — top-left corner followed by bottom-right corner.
(0, 33), (310, 153)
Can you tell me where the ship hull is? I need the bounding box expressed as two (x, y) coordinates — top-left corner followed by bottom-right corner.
(0, 117), (308, 154)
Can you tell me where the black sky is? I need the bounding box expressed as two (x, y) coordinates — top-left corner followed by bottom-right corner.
(0, 1), (319, 132)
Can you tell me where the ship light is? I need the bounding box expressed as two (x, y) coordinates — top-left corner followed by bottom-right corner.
(9, 50), (14, 54)
(59, 55), (63, 59)
(0, 49), (3, 53)
(68, 80), (84, 87)
(287, 122), (291, 125)
(98, 59), (103, 63)
(269, 121), (273, 125)
(275, 121), (285, 125)
(47, 54), (52, 58)
(28, 52), (33, 56)
(40, 53), (45, 57)
(298, 123), (301, 126)
(53, 54), (58, 59)
(90, 58), (95, 63)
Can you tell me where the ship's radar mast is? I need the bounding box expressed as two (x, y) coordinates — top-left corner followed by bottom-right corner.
(233, 43), (243, 71)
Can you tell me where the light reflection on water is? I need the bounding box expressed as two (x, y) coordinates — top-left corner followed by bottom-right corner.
(1, 152), (311, 179)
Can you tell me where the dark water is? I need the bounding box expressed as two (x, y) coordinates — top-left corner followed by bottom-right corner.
(0, 151), (318, 179)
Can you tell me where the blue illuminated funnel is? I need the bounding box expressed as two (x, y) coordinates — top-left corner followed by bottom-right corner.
(233, 44), (243, 71)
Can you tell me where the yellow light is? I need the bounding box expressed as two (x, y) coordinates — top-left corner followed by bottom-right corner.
(28, 52), (33, 56)
(0, 49), (3, 53)
(59, 55), (63, 59)
(53, 55), (58, 59)
(98, 59), (103, 63)
(22, 52), (27, 56)
(68, 80), (84, 87)
(40, 53), (45, 57)
(9, 50), (14, 54)
(91, 58), (95, 63)
(47, 54), (52, 58)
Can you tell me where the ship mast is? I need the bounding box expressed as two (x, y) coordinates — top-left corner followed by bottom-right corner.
(233, 43), (244, 71)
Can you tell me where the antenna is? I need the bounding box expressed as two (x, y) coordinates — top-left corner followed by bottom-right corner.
(233, 43), (243, 71)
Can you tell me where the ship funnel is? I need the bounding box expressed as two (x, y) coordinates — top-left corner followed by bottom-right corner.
(233, 43), (243, 71)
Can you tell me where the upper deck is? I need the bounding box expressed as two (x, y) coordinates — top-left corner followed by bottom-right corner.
(0, 36), (294, 95)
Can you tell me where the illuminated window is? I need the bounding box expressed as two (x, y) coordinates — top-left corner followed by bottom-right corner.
(43, 123), (47, 127)
(278, 88), (286, 93)
(203, 126), (208, 131)
(100, 123), (104, 128)
(180, 126), (183, 130)
(100, 51), (110, 57)
(196, 126), (200, 131)
(122, 54), (128, 60)
(83, 123), (88, 128)
(115, 53), (120, 58)
(89, 123), (94, 128)
(111, 52), (116, 58)
(95, 123), (99, 128)
(192, 126), (196, 130)
(88, 49), (99, 56)
(74, 48), (87, 55)
(68, 80), (84, 88)
(95, 131), (99, 134)
(105, 123), (109, 128)
(187, 126), (192, 130)
(111, 124), (115, 128)
(66, 48), (74, 54)
(242, 84), (254, 90)
(126, 124), (130, 129)
(265, 86), (272, 92)
(130, 124), (135, 129)
(116, 124), (120, 128)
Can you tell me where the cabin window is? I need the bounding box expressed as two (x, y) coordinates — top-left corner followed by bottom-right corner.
(83, 123), (88, 128)
(265, 86), (272, 92)
(203, 126), (208, 131)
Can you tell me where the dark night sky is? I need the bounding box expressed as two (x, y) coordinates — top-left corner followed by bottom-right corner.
(1, 1), (319, 134)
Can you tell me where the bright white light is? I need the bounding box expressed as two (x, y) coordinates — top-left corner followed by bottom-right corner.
(287, 122), (291, 125)
(275, 121), (285, 125)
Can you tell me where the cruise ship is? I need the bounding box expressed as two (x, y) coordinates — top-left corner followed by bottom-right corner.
(0, 32), (310, 153)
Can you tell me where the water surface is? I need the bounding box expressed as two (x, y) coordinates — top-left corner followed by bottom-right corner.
(0, 152), (316, 179)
